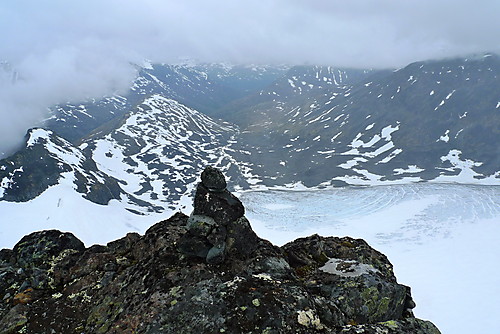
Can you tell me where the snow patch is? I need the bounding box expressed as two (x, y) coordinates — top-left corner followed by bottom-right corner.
(394, 165), (425, 175)
(320, 258), (378, 277)
(437, 150), (485, 183)
(438, 130), (450, 143)
(26, 129), (52, 147)
(381, 124), (399, 141)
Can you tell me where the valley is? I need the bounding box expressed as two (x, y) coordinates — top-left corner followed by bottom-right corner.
(1, 55), (498, 213)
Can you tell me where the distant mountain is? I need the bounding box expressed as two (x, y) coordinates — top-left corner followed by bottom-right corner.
(222, 54), (500, 186)
(45, 63), (288, 143)
(0, 128), (124, 205)
(84, 94), (252, 211)
(1, 55), (499, 210)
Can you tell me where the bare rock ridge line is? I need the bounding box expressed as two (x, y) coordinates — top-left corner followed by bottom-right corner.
(0, 167), (441, 333)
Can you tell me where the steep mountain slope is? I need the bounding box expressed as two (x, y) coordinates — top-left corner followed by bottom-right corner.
(225, 55), (500, 186)
(0, 128), (124, 205)
(86, 94), (254, 211)
(216, 66), (375, 126)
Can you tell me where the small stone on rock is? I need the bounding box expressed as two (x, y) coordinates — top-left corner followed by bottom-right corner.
(201, 166), (227, 192)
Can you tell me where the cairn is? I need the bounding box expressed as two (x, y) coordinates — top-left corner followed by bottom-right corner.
(178, 166), (259, 264)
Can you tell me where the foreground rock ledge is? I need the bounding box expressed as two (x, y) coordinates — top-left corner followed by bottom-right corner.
(0, 168), (441, 334)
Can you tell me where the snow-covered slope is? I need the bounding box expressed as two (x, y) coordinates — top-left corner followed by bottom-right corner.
(240, 184), (500, 334)
(0, 128), (124, 204)
(87, 94), (252, 211)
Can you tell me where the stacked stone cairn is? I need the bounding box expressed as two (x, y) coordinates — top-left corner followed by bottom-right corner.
(178, 166), (259, 264)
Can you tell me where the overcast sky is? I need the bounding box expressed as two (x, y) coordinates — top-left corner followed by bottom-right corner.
(1, 0), (499, 155)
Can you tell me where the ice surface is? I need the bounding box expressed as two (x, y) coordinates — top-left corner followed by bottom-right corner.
(239, 184), (500, 334)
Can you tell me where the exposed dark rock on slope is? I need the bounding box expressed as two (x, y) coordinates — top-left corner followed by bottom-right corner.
(0, 168), (440, 333)
(0, 128), (124, 205)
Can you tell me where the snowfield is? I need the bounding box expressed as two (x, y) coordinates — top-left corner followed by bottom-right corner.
(0, 182), (499, 334)
(240, 183), (500, 334)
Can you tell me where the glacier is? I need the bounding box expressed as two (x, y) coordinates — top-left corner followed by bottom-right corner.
(240, 183), (500, 334)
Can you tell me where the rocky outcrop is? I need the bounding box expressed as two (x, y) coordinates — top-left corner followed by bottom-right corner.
(0, 167), (441, 333)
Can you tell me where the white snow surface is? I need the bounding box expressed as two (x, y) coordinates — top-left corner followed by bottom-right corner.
(239, 184), (500, 334)
(0, 172), (167, 249)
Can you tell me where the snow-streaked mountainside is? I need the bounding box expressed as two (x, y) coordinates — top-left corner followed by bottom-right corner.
(88, 95), (253, 211)
(1, 54), (499, 212)
(224, 54), (500, 186)
(0, 128), (123, 204)
(1, 95), (254, 214)
(44, 63), (289, 143)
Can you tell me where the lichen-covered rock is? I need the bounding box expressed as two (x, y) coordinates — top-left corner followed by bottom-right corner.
(13, 230), (85, 270)
(0, 168), (441, 334)
(283, 235), (415, 324)
(340, 318), (441, 334)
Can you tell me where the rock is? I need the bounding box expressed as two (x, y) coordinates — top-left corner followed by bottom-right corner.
(179, 167), (247, 264)
(0, 249), (15, 266)
(13, 230), (85, 269)
(340, 318), (442, 334)
(0, 305), (28, 334)
(186, 215), (217, 237)
(225, 216), (260, 258)
(200, 166), (227, 192)
(282, 234), (415, 323)
(0, 168), (441, 333)
(192, 182), (244, 225)
(206, 242), (226, 264)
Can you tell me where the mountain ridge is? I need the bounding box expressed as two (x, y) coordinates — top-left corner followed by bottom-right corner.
(0, 54), (498, 210)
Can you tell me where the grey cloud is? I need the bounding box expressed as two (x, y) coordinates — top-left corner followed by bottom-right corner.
(1, 0), (499, 155)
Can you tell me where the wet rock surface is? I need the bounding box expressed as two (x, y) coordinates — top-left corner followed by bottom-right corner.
(0, 167), (441, 333)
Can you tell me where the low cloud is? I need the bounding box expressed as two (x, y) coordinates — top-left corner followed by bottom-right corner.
(1, 0), (499, 155)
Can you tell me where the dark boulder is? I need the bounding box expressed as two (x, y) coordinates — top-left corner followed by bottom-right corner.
(13, 230), (85, 270)
(200, 165), (227, 192)
(192, 182), (244, 225)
